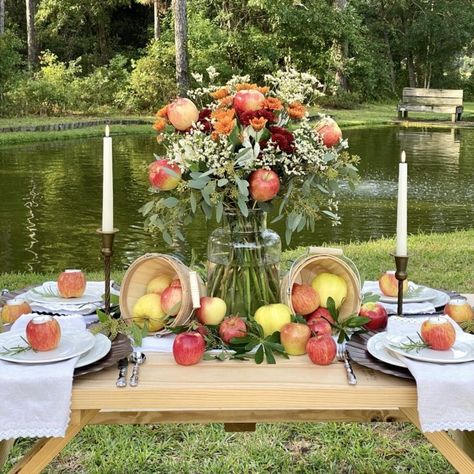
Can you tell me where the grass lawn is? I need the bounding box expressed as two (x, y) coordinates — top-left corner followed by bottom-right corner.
(2, 229), (474, 473)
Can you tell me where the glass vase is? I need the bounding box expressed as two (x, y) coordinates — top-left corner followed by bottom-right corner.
(207, 210), (281, 317)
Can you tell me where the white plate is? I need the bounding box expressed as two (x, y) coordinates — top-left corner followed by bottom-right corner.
(0, 330), (95, 364)
(366, 332), (407, 368)
(379, 284), (438, 304)
(75, 333), (112, 368)
(384, 333), (474, 364)
(24, 282), (104, 306)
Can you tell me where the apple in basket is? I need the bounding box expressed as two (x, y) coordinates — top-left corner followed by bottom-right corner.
(305, 307), (335, 325)
(195, 296), (227, 326)
(170, 278), (182, 288)
(311, 273), (347, 309)
(306, 314), (332, 337)
(254, 303), (292, 337)
(248, 169), (280, 202)
(148, 159), (181, 191)
(1, 299), (32, 324)
(132, 294), (166, 332)
(378, 271), (408, 297)
(167, 98), (200, 131)
(219, 316), (247, 344)
(420, 316), (456, 351)
(280, 322), (311, 356)
(160, 286), (182, 316)
(306, 335), (337, 365)
(57, 269), (86, 298)
(291, 283), (320, 315)
(173, 332), (206, 366)
(233, 89), (265, 115)
(26, 315), (61, 351)
(444, 298), (474, 324)
(314, 117), (342, 148)
(359, 302), (388, 331)
(146, 275), (172, 295)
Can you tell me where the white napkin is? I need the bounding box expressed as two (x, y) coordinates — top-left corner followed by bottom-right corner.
(0, 314), (86, 441)
(135, 334), (176, 353)
(387, 316), (474, 432)
(363, 281), (437, 315)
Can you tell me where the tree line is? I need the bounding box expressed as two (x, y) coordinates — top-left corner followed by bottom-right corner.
(0, 0), (473, 116)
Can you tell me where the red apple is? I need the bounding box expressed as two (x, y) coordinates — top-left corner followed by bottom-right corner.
(378, 271), (408, 297)
(1, 299), (32, 324)
(249, 169), (280, 202)
(314, 117), (342, 148)
(195, 296), (227, 325)
(444, 299), (474, 324)
(306, 315), (332, 336)
(57, 269), (86, 298)
(167, 98), (199, 131)
(170, 279), (182, 288)
(160, 286), (182, 316)
(196, 324), (209, 338)
(359, 302), (388, 331)
(219, 316), (247, 344)
(26, 315), (61, 352)
(420, 316), (456, 351)
(291, 283), (320, 315)
(233, 89), (265, 115)
(305, 307), (335, 325)
(280, 322), (311, 356)
(148, 159), (181, 191)
(306, 335), (336, 365)
(172, 332), (206, 366)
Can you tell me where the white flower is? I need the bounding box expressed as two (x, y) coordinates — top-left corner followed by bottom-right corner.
(191, 72), (204, 84)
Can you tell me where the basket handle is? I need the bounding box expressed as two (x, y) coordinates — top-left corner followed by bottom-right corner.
(308, 246), (343, 256)
(189, 271), (201, 308)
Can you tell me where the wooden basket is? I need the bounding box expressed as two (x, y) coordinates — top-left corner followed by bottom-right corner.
(280, 247), (361, 319)
(119, 253), (205, 331)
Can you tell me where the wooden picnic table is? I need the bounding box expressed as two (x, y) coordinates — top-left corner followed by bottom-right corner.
(3, 295), (474, 474)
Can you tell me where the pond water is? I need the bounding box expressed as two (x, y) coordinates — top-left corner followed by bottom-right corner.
(0, 126), (473, 273)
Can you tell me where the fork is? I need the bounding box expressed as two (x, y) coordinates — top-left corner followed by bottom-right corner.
(336, 342), (357, 385)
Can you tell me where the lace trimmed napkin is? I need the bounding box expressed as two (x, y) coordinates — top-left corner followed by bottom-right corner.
(387, 316), (474, 432)
(0, 314), (86, 441)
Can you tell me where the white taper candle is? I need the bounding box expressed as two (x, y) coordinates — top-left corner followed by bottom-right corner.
(396, 150), (408, 256)
(101, 125), (114, 232)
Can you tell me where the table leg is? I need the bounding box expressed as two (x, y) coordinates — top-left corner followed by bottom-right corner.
(0, 440), (14, 468)
(401, 408), (474, 474)
(8, 410), (98, 474)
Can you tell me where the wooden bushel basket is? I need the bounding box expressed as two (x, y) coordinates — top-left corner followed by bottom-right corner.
(119, 253), (205, 331)
(280, 247), (361, 319)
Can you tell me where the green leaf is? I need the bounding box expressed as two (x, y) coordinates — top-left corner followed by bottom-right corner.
(201, 201), (212, 219)
(216, 200), (223, 223)
(130, 323), (144, 346)
(326, 297), (338, 321)
(188, 179), (208, 190)
(237, 196), (249, 217)
(162, 230), (173, 245)
(345, 316), (371, 328)
(292, 314), (307, 324)
(96, 309), (108, 323)
(139, 200), (154, 216)
(190, 192), (197, 213)
(264, 345), (276, 364)
(362, 292), (380, 304)
(236, 178), (249, 197)
(217, 178), (228, 187)
(162, 167), (180, 179)
(163, 197), (179, 208)
(254, 345), (264, 364)
(322, 210), (338, 220)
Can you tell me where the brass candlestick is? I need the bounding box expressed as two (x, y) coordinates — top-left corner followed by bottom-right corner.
(392, 254), (409, 316)
(97, 228), (119, 316)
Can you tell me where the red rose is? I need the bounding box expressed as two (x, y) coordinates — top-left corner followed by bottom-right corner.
(239, 109), (276, 127)
(266, 125), (295, 153)
(197, 108), (212, 132)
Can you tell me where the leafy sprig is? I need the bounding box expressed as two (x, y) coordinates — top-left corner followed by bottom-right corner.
(326, 297), (371, 343)
(390, 333), (430, 353)
(0, 336), (34, 356)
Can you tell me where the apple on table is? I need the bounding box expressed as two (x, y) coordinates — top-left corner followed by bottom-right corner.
(1, 299), (32, 324)
(280, 322), (311, 356)
(421, 316), (456, 350)
(172, 332), (206, 366)
(195, 296), (227, 326)
(254, 303), (292, 337)
(311, 273), (347, 309)
(306, 335), (337, 365)
(444, 299), (474, 324)
(160, 286), (182, 316)
(26, 315), (61, 351)
(359, 302), (388, 331)
(291, 283), (320, 315)
(57, 269), (86, 298)
(306, 314), (332, 337)
(219, 316), (247, 344)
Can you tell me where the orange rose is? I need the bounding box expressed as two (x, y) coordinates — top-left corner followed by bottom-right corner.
(211, 108), (235, 122)
(249, 116), (268, 132)
(156, 105), (168, 118)
(210, 88), (229, 100)
(287, 101), (306, 119)
(265, 97), (283, 111)
(211, 131), (220, 141)
(235, 83), (258, 91)
(257, 86), (270, 95)
(218, 96), (234, 108)
(213, 119), (235, 135)
(153, 118), (167, 132)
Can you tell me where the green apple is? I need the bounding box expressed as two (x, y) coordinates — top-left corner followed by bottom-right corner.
(254, 303), (292, 337)
(311, 273), (347, 309)
(132, 293), (166, 332)
(146, 275), (173, 294)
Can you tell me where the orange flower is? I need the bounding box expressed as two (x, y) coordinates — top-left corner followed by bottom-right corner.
(211, 108), (235, 122)
(210, 87), (229, 100)
(153, 117), (167, 132)
(257, 86), (270, 95)
(156, 105), (168, 118)
(211, 131), (220, 141)
(287, 101), (306, 119)
(213, 119), (235, 135)
(249, 116), (268, 132)
(218, 96), (234, 108)
(235, 83), (258, 91)
(264, 97), (283, 111)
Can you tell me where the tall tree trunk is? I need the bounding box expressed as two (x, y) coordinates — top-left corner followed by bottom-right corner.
(383, 29), (396, 94)
(154, 0), (161, 40)
(407, 52), (416, 87)
(333, 0), (349, 91)
(173, 0), (189, 96)
(25, 0), (38, 68)
(0, 0), (5, 36)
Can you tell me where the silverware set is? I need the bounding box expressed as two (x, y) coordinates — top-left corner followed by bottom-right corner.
(336, 342), (357, 385)
(116, 351), (146, 388)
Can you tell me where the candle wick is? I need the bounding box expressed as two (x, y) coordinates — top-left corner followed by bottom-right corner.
(401, 150), (406, 163)
(105, 125), (110, 137)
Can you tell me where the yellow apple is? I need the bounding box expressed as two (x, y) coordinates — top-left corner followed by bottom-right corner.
(311, 273), (348, 309)
(254, 303), (292, 337)
(132, 294), (166, 332)
(146, 275), (173, 295)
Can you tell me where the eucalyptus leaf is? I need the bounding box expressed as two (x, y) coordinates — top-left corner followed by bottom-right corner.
(216, 200), (224, 223)
(237, 196), (249, 217)
(162, 230), (173, 245)
(217, 178), (228, 187)
(190, 192), (197, 213)
(188, 179), (208, 190)
(322, 210), (338, 220)
(139, 201), (154, 215)
(163, 197), (179, 208)
(201, 201), (212, 219)
(236, 178), (249, 197)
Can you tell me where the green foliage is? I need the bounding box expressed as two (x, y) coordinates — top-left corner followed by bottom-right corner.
(317, 91), (362, 110)
(0, 31), (23, 114)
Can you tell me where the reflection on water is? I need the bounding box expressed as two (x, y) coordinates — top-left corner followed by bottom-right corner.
(0, 126), (473, 273)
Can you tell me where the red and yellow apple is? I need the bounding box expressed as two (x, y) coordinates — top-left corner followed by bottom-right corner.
(305, 307), (335, 325)
(148, 159), (181, 191)
(280, 322), (311, 356)
(26, 315), (61, 352)
(233, 89), (265, 115)
(311, 273), (347, 309)
(254, 303), (292, 337)
(172, 332), (206, 366)
(195, 296), (227, 325)
(248, 169), (280, 202)
(160, 286), (182, 316)
(1, 299), (32, 324)
(444, 299), (474, 324)
(306, 335), (336, 365)
(57, 269), (86, 298)
(219, 316), (247, 344)
(306, 314), (332, 336)
(420, 316), (456, 351)
(167, 98), (199, 131)
(314, 117), (342, 148)
(146, 275), (173, 295)
(378, 271), (408, 297)
(132, 293), (166, 332)
(291, 283), (320, 315)
(359, 302), (388, 331)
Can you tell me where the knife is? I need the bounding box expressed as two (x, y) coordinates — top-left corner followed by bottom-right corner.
(343, 350), (357, 385)
(116, 358), (128, 388)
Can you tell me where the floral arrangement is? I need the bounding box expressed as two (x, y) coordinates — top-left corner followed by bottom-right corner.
(140, 68), (359, 246)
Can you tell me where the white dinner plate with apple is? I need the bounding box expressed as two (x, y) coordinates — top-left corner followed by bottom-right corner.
(366, 332), (407, 368)
(0, 330), (96, 364)
(384, 333), (474, 364)
(378, 284), (438, 304)
(24, 282), (104, 306)
(75, 333), (112, 368)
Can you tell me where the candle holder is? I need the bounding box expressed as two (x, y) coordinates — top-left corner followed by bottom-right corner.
(391, 253), (409, 316)
(97, 228), (119, 316)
